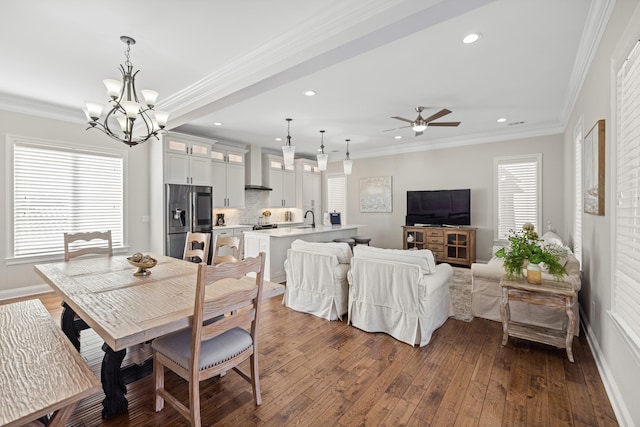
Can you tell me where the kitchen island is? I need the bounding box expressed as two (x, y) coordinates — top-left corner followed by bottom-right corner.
(244, 224), (363, 282)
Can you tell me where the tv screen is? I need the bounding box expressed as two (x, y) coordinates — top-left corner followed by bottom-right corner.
(406, 189), (471, 226)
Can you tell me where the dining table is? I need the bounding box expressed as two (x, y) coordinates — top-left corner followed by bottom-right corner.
(34, 253), (284, 419)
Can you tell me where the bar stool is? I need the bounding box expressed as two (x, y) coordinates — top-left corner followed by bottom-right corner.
(352, 236), (371, 246)
(333, 237), (355, 249)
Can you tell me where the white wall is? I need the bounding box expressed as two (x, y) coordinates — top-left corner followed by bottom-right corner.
(325, 133), (565, 262)
(0, 110), (151, 294)
(563, 0), (640, 425)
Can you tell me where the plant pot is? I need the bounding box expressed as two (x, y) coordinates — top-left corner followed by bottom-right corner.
(527, 263), (542, 284)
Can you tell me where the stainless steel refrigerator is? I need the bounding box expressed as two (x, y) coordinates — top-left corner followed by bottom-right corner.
(165, 184), (213, 260)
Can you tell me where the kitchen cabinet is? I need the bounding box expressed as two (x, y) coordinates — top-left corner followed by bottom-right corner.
(211, 226), (251, 259)
(164, 137), (212, 185)
(296, 159), (322, 225)
(211, 145), (246, 208)
(263, 154), (296, 208)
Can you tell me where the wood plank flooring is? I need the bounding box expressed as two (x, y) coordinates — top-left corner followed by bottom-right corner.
(5, 292), (618, 426)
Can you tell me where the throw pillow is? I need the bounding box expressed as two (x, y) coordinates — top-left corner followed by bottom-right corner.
(353, 245), (436, 274)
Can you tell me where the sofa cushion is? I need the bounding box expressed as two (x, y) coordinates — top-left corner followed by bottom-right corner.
(541, 231), (564, 247)
(353, 245), (436, 274)
(290, 239), (352, 264)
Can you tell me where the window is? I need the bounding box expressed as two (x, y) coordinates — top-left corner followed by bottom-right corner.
(11, 136), (125, 259)
(574, 121), (583, 266)
(494, 154), (542, 240)
(326, 174), (347, 224)
(611, 40), (640, 354)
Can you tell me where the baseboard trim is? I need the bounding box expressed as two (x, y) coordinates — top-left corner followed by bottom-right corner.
(0, 284), (52, 302)
(580, 312), (633, 426)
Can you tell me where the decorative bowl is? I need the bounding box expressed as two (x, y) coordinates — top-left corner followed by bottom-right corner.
(127, 253), (157, 276)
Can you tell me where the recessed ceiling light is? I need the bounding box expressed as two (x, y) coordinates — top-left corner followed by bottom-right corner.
(304, 90), (317, 96)
(394, 135), (402, 140)
(213, 122), (223, 126)
(463, 33), (482, 44)
(497, 118), (507, 123)
(275, 137), (282, 141)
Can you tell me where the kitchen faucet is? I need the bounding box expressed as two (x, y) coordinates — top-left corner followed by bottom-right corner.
(304, 209), (316, 228)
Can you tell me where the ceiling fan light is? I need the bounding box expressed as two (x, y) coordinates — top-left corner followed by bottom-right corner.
(412, 124), (427, 132)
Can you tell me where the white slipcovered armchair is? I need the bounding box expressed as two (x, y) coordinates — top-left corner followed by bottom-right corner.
(347, 246), (453, 347)
(283, 239), (352, 320)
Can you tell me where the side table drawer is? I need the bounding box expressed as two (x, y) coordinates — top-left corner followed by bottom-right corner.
(426, 229), (444, 238)
(427, 236), (444, 244)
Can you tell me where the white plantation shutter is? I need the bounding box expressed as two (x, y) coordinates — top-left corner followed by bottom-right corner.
(327, 174), (347, 224)
(494, 154), (541, 240)
(13, 139), (124, 257)
(612, 40), (640, 350)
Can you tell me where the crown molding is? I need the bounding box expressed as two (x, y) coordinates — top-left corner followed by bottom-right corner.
(0, 92), (83, 124)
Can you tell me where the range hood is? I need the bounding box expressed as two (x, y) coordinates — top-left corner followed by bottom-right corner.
(245, 145), (272, 191)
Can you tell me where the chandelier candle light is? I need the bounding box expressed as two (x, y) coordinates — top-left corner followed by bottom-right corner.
(84, 36), (169, 147)
(317, 130), (328, 171)
(282, 118), (295, 166)
(343, 139), (353, 175)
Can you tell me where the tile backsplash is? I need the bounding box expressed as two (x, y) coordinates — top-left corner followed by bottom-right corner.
(214, 190), (303, 225)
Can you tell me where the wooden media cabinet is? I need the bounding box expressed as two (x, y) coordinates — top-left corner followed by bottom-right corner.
(402, 225), (476, 267)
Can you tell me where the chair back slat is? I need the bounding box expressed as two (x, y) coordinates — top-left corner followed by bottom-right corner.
(200, 308), (256, 342)
(213, 236), (243, 265)
(201, 287), (259, 319)
(64, 231), (113, 261)
(183, 232), (211, 264)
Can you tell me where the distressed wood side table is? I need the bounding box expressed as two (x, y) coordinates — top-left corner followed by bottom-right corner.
(500, 277), (577, 362)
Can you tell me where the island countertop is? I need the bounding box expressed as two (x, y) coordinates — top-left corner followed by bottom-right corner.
(243, 224), (364, 238)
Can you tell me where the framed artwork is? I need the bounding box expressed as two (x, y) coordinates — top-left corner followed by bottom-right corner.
(360, 176), (392, 212)
(583, 119), (605, 215)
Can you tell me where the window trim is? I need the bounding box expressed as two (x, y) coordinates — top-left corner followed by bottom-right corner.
(5, 134), (129, 265)
(493, 153), (542, 241)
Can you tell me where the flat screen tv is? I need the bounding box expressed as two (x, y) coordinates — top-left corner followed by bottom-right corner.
(406, 189), (471, 226)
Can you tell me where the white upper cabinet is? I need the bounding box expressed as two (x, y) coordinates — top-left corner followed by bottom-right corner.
(164, 136), (212, 185)
(263, 155), (296, 208)
(296, 158), (322, 221)
(211, 145), (246, 208)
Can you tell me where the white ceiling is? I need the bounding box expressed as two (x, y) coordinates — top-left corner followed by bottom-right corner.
(0, 0), (612, 161)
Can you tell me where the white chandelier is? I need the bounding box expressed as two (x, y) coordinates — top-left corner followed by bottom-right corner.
(316, 130), (328, 171)
(343, 139), (353, 175)
(282, 118), (295, 165)
(84, 36), (169, 147)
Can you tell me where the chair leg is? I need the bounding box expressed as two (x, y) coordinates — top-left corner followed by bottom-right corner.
(250, 353), (262, 406)
(153, 355), (165, 412)
(189, 378), (201, 427)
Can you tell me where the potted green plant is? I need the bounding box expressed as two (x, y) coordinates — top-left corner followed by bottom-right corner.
(495, 224), (567, 283)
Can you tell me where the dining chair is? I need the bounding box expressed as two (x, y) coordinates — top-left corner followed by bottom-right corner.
(63, 230), (113, 261)
(212, 235), (242, 265)
(152, 253), (266, 427)
(183, 232), (211, 264)
(62, 230), (113, 350)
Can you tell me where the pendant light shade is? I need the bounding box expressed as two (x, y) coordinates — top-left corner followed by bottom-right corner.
(316, 130), (328, 171)
(343, 139), (353, 175)
(282, 118), (295, 166)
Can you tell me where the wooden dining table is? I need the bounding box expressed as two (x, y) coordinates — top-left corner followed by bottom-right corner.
(34, 254), (284, 419)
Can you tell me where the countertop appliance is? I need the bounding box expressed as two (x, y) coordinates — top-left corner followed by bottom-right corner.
(252, 224), (278, 230)
(166, 184), (213, 260)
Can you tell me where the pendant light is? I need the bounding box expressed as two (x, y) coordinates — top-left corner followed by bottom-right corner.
(282, 118), (295, 166)
(316, 130), (328, 171)
(343, 139), (353, 175)
(84, 36), (169, 147)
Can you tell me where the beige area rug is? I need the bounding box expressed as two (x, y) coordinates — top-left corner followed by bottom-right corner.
(449, 267), (473, 322)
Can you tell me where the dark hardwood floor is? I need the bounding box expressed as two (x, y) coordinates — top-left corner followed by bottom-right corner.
(9, 292), (618, 426)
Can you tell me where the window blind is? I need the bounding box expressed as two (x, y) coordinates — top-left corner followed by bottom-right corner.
(495, 155), (541, 240)
(13, 141), (124, 257)
(327, 174), (347, 224)
(612, 40), (640, 350)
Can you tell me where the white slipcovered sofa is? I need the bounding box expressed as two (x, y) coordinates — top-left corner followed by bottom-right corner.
(283, 239), (352, 320)
(471, 231), (581, 335)
(347, 245), (453, 347)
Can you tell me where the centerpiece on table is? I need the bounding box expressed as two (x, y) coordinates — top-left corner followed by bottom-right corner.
(495, 223), (567, 284)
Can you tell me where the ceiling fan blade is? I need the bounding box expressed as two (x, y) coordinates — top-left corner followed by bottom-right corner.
(391, 116), (414, 123)
(423, 108), (452, 123)
(382, 124), (411, 132)
(428, 121), (461, 127)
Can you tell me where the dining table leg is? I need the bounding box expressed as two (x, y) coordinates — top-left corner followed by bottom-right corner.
(101, 343), (128, 418)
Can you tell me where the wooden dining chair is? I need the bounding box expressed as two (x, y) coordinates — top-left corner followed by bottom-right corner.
(63, 230), (113, 261)
(152, 253), (266, 427)
(183, 232), (211, 264)
(62, 231), (113, 350)
(212, 235), (242, 265)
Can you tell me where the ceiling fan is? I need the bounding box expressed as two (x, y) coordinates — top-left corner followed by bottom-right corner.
(385, 106), (460, 136)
